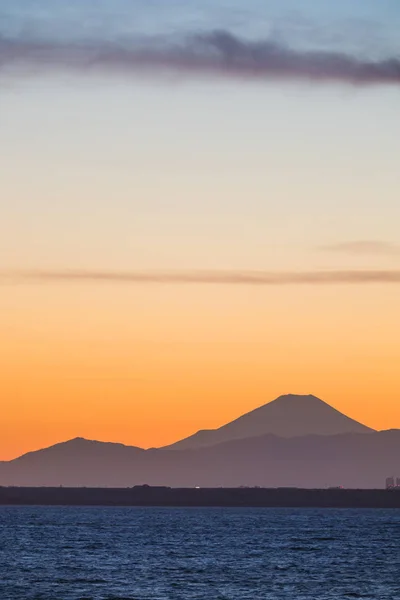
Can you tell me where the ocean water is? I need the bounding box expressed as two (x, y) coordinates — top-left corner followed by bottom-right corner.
(0, 507), (399, 599)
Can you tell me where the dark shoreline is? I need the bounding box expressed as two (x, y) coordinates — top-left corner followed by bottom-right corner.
(1, 487), (399, 508)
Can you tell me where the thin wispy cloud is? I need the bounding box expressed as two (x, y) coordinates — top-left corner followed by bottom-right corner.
(319, 241), (400, 256)
(1, 31), (400, 86)
(2, 269), (400, 286)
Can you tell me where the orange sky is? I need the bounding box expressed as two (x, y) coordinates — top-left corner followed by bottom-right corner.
(1, 282), (399, 461)
(1, 71), (400, 461)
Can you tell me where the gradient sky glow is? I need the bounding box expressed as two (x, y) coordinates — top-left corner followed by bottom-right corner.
(1, 0), (400, 460)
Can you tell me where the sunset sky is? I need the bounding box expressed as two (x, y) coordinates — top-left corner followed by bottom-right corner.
(1, 0), (400, 460)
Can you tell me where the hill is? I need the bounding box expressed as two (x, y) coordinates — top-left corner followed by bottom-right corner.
(0, 438), (145, 488)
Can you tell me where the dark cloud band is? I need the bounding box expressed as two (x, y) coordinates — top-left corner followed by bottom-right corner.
(2, 269), (400, 286)
(1, 30), (400, 85)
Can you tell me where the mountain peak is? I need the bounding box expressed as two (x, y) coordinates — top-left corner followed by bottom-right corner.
(167, 393), (374, 451)
(271, 394), (337, 409)
(275, 393), (321, 402)
(274, 393), (329, 402)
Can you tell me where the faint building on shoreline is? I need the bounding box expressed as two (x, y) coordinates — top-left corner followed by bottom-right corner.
(386, 476), (400, 490)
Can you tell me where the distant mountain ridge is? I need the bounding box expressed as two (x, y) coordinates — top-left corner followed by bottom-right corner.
(0, 430), (399, 489)
(1, 393), (394, 489)
(165, 394), (374, 450)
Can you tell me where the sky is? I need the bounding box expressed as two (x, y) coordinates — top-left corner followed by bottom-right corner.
(1, 0), (400, 460)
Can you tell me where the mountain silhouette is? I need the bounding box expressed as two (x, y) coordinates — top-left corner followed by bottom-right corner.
(0, 430), (398, 489)
(0, 437), (145, 488)
(1, 394), (394, 489)
(165, 394), (374, 450)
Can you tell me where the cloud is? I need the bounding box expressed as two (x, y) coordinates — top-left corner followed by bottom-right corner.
(319, 241), (400, 256)
(1, 30), (400, 86)
(2, 269), (400, 286)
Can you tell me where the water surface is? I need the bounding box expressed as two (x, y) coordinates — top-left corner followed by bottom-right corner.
(0, 507), (399, 599)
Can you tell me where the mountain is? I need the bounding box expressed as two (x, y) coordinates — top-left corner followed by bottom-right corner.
(0, 430), (399, 489)
(0, 438), (145, 488)
(165, 394), (374, 450)
(0, 394), (391, 489)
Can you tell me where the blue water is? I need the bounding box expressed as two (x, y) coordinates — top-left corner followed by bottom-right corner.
(0, 507), (399, 599)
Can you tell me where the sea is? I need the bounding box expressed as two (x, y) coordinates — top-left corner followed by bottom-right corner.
(0, 507), (399, 600)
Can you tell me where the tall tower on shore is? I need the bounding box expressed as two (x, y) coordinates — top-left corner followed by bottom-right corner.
(386, 476), (395, 489)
